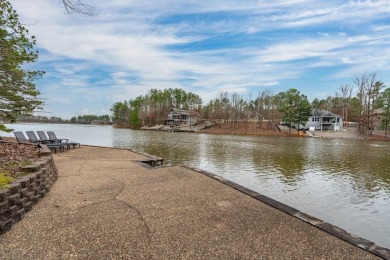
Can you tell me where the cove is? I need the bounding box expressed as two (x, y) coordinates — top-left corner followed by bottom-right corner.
(3, 123), (390, 249)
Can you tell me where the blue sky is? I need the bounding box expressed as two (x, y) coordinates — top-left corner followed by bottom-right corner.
(12, 0), (390, 119)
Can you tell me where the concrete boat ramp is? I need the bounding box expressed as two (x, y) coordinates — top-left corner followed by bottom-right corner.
(0, 146), (387, 259)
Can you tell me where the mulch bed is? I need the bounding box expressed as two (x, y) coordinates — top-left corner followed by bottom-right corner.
(0, 139), (40, 178)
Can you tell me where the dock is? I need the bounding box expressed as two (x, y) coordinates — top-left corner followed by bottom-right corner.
(0, 146), (386, 259)
(140, 124), (205, 132)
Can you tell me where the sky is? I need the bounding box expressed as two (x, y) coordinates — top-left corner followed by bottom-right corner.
(11, 0), (390, 119)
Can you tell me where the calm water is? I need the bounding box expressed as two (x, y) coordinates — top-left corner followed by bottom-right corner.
(3, 123), (390, 248)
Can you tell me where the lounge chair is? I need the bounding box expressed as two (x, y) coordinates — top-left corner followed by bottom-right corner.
(14, 131), (59, 153)
(22, 131), (65, 153)
(26, 131), (49, 144)
(37, 131), (53, 143)
(26, 131), (69, 150)
(13, 131), (34, 144)
(26, 131), (66, 152)
(37, 131), (75, 150)
(47, 131), (80, 148)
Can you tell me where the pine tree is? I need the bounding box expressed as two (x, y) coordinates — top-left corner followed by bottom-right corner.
(0, 0), (44, 132)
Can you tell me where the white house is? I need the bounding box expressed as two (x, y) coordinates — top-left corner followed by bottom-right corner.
(164, 108), (198, 126)
(305, 109), (343, 131)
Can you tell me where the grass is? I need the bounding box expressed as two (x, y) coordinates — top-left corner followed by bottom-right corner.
(0, 141), (40, 189)
(0, 173), (14, 189)
(0, 161), (31, 189)
(0, 160), (32, 180)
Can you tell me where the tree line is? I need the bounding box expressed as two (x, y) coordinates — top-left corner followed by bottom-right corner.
(111, 87), (314, 134)
(69, 114), (110, 124)
(111, 75), (390, 136)
(19, 114), (111, 125)
(111, 88), (202, 128)
(201, 88), (312, 134)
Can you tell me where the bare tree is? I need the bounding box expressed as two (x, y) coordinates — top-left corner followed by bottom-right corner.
(354, 73), (384, 135)
(369, 80), (385, 134)
(255, 90), (276, 131)
(231, 92), (239, 129)
(365, 73), (385, 135)
(325, 96), (333, 112)
(366, 73), (376, 135)
(218, 91), (229, 124)
(265, 90), (280, 130)
(354, 73), (368, 134)
(339, 84), (353, 126)
(255, 91), (265, 129)
(61, 0), (94, 15)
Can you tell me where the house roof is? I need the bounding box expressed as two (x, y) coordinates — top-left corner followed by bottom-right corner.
(312, 109), (342, 118)
(169, 108), (191, 114)
(168, 108), (200, 116)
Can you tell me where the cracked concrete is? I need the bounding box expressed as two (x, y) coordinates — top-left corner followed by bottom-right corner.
(104, 171), (153, 245)
(0, 146), (381, 259)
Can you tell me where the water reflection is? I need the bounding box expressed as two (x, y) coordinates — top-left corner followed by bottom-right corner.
(128, 130), (390, 249)
(271, 146), (306, 183)
(3, 123), (390, 248)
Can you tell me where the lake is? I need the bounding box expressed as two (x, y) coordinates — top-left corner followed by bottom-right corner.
(3, 123), (390, 248)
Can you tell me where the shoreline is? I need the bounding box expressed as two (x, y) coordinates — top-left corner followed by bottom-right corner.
(196, 124), (389, 141)
(3, 121), (389, 141)
(0, 125), (390, 142)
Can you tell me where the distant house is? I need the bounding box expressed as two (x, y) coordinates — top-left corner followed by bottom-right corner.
(164, 108), (198, 126)
(305, 109), (343, 131)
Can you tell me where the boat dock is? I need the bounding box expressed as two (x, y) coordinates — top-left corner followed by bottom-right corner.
(140, 124), (208, 132)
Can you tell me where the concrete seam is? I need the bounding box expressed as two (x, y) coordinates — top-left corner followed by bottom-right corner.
(132, 176), (189, 187)
(103, 174), (153, 257)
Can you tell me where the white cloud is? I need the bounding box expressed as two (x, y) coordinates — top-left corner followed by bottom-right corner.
(9, 0), (390, 117)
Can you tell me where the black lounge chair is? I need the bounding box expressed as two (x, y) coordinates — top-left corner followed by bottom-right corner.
(47, 131), (80, 148)
(36, 131), (70, 150)
(37, 131), (53, 144)
(22, 131), (65, 153)
(26, 131), (66, 152)
(14, 131), (58, 153)
(13, 131), (35, 144)
(26, 131), (49, 144)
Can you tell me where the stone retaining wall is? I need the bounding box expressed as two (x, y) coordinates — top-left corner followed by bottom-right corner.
(0, 147), (57, 234)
